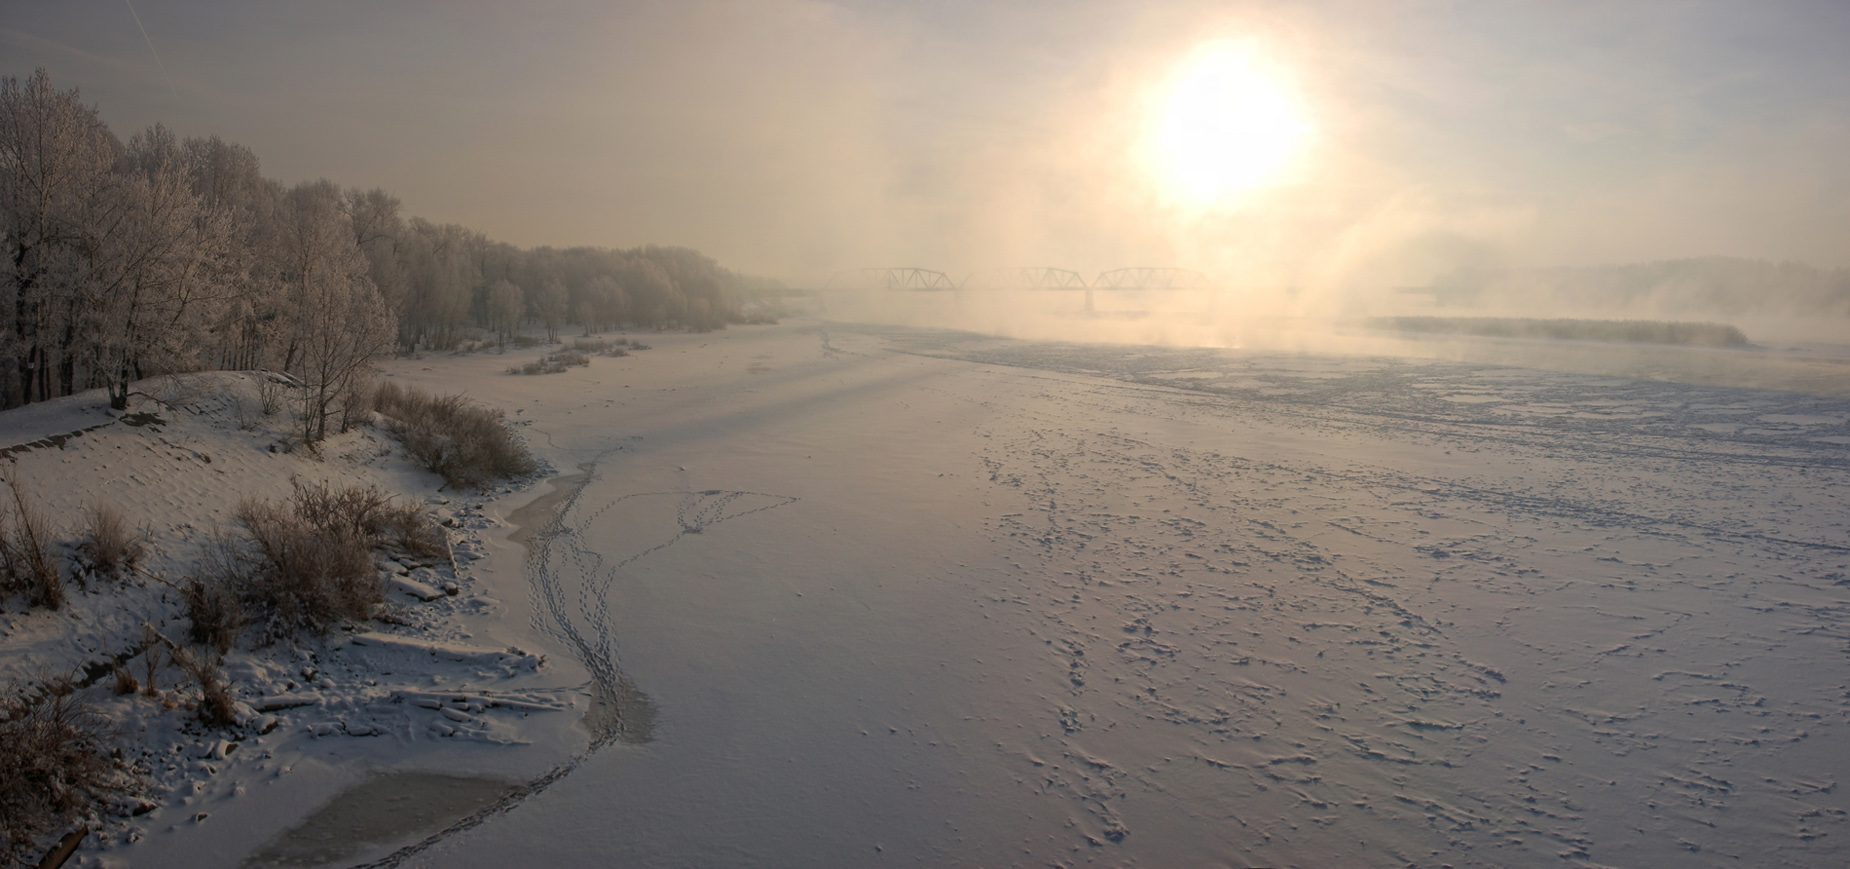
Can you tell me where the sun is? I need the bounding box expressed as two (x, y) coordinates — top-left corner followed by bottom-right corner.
(1146, 42), (1313, 208)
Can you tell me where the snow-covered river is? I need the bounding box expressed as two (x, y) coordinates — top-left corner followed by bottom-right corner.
(394, 320), (1849, 867)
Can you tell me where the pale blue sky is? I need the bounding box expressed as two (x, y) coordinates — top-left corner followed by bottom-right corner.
(5, 0), (1847, 284)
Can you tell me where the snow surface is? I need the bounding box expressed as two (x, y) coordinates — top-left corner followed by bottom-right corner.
(7, 318), (1850, 867)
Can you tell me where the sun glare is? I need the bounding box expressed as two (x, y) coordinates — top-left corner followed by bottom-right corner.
(1147, 42), (1313, 208)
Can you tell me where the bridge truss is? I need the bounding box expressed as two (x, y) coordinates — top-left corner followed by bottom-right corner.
(1091, 268), (1213, 290)
(826, 266), (1215, 294)
(963, 267), (1090, 291)
(828, 268), (960, 292)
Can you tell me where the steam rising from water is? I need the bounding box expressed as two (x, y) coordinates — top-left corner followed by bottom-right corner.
(816, 285), (1850, 398)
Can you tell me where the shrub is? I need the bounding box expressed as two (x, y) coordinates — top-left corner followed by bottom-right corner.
(181, 569), (245, 655)
(570, 337), (645, 355)
(511, 335), (540, 348)
(168, 645), (237, 728)
(227, 492), (379, 640)
(286, 478), (445, 558)
(0, 472), (62, 609)
(381, 500), (449, 562)
(205, 480), (448, 643)
(0, 676), (126, 864)
(508, 348), (590, 375)
(137, 625), (164, 699)
(110, 663), (138, 697)
(370, 379), (406, 412)
(287, 478), (394, 540)
(256, 374), (286, 416)
(77, 501), (144, 578)
(339, 377), (376, 433)
(372, 383), (536, 489)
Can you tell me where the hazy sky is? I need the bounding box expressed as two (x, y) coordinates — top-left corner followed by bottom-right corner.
(5, 0), (1848, 286)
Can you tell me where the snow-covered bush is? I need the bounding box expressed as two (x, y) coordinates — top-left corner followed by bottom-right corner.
(199, 480), (449, 644)
(371, 382), (536, 488)
(569, 337), (630, 357)
(509, 348), (590, 375)
(226, 492), (379, 640)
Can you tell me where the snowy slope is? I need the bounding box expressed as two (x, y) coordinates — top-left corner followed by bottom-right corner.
(0, 371), (590, 868)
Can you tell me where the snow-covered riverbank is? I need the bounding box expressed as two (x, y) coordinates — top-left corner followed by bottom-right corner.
(0, 366), (593, 868)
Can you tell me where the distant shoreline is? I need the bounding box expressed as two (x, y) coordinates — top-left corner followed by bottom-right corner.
(1366, 316), (1749, 347)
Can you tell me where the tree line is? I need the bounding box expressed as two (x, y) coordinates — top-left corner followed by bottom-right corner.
(1432, 257), (1850, 317)
(0, 70), (747, 435)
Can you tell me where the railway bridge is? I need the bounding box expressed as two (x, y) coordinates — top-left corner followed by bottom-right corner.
(832, 266), (1216, 312)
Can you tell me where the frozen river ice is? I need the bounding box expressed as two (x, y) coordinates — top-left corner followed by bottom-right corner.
(397, 320), (1849, 868)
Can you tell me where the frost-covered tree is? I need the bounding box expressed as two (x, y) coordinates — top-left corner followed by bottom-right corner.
(636, 245), (735, 330)
(575, 274), (626, 333)
(486, 278), (523, 345)
(533, 277), (566, 341)
(87, 125), (239, 409)
(271, 180), (394, 442)
(400, 219), (477, 351)
(612, 255), (676, 328)
(182, 134), (281, 371)
(0, 70), (748, 415)
(343, 187), (408, 344)
(0, 69), (123, 406)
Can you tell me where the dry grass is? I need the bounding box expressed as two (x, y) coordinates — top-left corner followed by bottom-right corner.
(0, 676), (126, 864)
(256, 374), (286, 416)
(77, 501), (144, 578)
(569, 337), (635, 355)
(201, 480), (448, 644)
(181, 569), (245, 655)
(288, 479), (445, 560)
(288, 478), (395, 540)
(0, 470), (63, 609)
(339, 377), (376, 433)
(228, 493), (379, 640)
(384, 501), (449, 562)
(138, 625), (163, 699)
(508, 348), (590, 375)
(168, 644), (237, 728)
(371, 382), (536, 489)
(110, 662), (138, 697)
